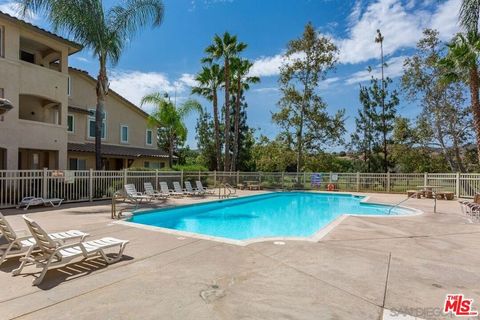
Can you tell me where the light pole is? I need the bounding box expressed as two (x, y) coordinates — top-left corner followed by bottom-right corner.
(375, 29), (388, 173)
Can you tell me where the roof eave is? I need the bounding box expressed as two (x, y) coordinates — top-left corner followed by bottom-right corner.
(0, 11), (83, 54)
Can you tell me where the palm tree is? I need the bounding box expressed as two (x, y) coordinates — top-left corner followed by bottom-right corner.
(440, 0), (480, 162)
(460, 0), (480, 34)
(141, 93), (201, 168)
(230, 57), (259, 171)
(191, 64), (223, 171)
(20, 0), (165, 169)
(204, 32), (247, 171)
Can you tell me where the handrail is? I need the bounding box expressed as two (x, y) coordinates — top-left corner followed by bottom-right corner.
(225, 183), (237, 197)
(111, 191), (138, 219)
(217, 183), (236, 199)
(388, 192), (419, 215)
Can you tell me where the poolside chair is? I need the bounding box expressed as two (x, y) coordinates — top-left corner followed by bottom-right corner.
(124, 184), (152, 203)
(196, 181), (215, 195)
(144, 182), (169, 199)
(173, 181), (192, 196)
(184, 181), (204, 196)
(160, 182), (184, 197)
(462, 201), (480, 221)
(17, 197), (64, 210)
(0, 212), (88, 266)
(13, 215), (129, 286)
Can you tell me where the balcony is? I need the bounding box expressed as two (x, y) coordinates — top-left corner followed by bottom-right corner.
(19, 94), (61, 125)
(19, 36), (64, 72)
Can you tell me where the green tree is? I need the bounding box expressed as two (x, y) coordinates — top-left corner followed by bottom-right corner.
(191, 64), (223, 170)
(350, 86), (377, 172)
(251, 136), (297, 172)
(21, 0), (165, 169)
(230, 95), (255, 171)
(230, 57), (259, 171)
(439, 0), (480, 163)
(204, 32), (247, 171)
(403, 29), (471, 172)
(391, 117), (450, 172)
(195, 110), (217, 170)
(355, 68), (399, 172)
(141, 94), (201, 168)
(273, 22), (344, 173)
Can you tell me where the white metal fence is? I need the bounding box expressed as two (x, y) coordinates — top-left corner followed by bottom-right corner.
(0, 169), (479, 208)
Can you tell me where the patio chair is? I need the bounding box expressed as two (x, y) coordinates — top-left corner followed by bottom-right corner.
(144, 182), (169, 199)
(13, 215), (129, 286)
(0, 212), (88, 266)
(465, 202), (480, 221)
(17, 197), (64, 210)
(184, 181), (204, 196)
(173, 181), (191, 196)
(124, 184), (152, 203)
(196, 181), (215, 195)
(160, 182), (184, 197)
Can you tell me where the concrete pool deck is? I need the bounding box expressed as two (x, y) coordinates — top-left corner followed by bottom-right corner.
(0, 191), (479, 319)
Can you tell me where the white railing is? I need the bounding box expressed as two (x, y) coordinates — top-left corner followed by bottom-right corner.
(1, 170), (480, 208)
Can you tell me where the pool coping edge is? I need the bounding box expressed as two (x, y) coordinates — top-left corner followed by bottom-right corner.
(115, 192), (424, 246)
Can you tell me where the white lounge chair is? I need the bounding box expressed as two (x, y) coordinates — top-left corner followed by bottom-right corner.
(13, 215), (129, 286)
(160, 182), (184, 197)
(144, 182), (169, 199)
(17, 197), (63, 210)
(124, 184), (152, 203)
(0, 212), (88, 266)
(196, 181), (215, 195)
(185, 181), (204, 196)
(173, 181), (192, 196)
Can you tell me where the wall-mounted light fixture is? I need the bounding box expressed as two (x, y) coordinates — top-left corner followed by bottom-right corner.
(0, 98), (13, 115)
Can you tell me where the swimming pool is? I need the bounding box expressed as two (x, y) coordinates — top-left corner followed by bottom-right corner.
(127, 192), (415, 242)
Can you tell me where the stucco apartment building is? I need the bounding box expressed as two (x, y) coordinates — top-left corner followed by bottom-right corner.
(0, 11), (169, 170)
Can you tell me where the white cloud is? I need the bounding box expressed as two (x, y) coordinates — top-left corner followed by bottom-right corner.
(75, 57), (90, 63)
(319, 77), (341, 89)
(177, 73), (198, 87)
(249, 52), (307, 78)
(345, 55), (407, 85)
(252, 87), (279, 93)
(0, 1), (37, 22)
(189, 0), (234, 11)
(109, 70), (188, 113)
(337, 0), (460, 64)
(430, 0), (460, 38)
(249, 54), (286, 77)
(250, 0), (460, 75)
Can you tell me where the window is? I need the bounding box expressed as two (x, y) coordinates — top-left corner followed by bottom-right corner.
(67, 76), (71, 96)
(120, 125), (128, 143)
(88, 109), (106, 139)
(144, 161), (164, 169)
(20, 50), (35, 63)
(0, 26), (4, 58)
(69, 158), (86, 170)
(146, 129), (153, 145)
(67, 114), (74, 133)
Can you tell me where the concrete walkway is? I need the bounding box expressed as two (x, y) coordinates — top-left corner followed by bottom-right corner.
(0, 192), (479, 320)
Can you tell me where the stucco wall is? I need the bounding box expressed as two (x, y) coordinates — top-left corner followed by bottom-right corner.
(0, 16), (71, 169)
(67, 152), (168, 170)
(68, 70), (158, 148)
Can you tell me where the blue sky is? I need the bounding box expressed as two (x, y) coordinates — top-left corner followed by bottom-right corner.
(0, 0), (461, 149)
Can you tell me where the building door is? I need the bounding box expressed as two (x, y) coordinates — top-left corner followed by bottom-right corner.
(0, 148), (6, 169)
(115, 158), (124, 170)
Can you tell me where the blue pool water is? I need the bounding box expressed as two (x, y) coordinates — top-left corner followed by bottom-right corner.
(128, 192), (413, 241)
